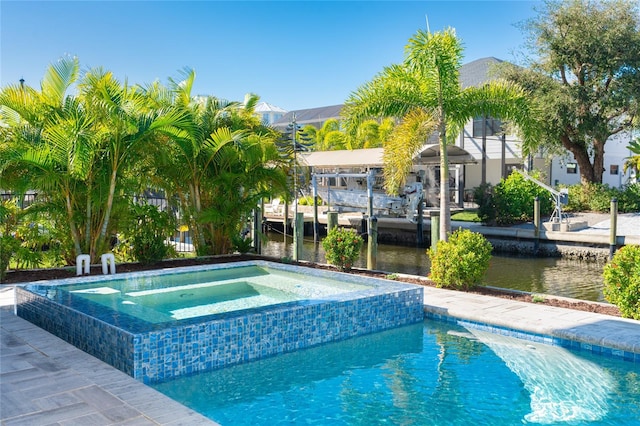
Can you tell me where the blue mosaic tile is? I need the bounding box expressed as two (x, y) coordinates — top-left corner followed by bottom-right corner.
(16, 261), (424, 384)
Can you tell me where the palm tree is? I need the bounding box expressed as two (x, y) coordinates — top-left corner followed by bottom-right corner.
(623, 138), (640, 181)
(0, 57), (94, 259)
(313, 118), (346, 151)
(148, 69), (288, 255)
(78, 68), (193, 258)
(351, 118), (395, 149)
(1, 58), (191, 262)
(342, 28), (536, 240)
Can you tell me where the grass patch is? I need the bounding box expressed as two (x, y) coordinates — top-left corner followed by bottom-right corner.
(451, 210), (481, 222)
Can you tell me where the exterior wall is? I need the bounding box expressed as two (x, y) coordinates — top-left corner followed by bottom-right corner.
(458, 121), (525, 189)
(549, 130), (635, 188)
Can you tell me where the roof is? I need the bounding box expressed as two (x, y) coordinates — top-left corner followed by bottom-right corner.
(417, 144), (477, 165)
(301, 148), (384, 168)
(300, 145), (476, 168)
(255, 102), (286, 113)
(459, 57), (504, 88)
(272, 105), (343, 129)
(274, 58), (505, 132)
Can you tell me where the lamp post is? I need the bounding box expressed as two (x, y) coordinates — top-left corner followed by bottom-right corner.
(286, 114), (311, 261)
(289, 113), (301, 261)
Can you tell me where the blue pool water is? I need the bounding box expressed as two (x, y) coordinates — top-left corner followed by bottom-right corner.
(59, 265), (369, 323)
(152, 320), (640, 425)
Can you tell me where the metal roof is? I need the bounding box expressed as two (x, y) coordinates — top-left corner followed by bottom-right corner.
(300, 148), (384, 168)
(300, 145), (476, 168)
(254, 102), (286, 113)
(459, 57), (504, 88)
(272, 105), (343, 129)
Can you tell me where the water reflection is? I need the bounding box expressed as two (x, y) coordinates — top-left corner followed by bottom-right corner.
(261, 232), (606, 302)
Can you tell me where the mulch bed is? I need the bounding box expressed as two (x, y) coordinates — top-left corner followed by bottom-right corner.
(1, 254), (621, 317)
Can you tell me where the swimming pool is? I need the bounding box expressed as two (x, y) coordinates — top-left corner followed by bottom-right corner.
(152, 319), (640, 425)
(15, 261), (424, 383)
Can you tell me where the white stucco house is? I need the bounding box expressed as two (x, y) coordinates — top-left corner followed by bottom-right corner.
(270, 57), (635, 204)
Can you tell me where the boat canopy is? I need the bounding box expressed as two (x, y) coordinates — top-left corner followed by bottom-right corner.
(300, 145), (475, 169)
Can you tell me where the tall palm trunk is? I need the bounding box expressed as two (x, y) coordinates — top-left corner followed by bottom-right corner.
(95, 167), (118, 260)
(65, 190), (82, 257)
(85, 180), (92, 254)
(438, 119), (451, 242)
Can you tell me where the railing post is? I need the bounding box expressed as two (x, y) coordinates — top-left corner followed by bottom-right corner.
(101, 253), (116, 275)
(534, 196), (540, 254)
(430, 211), (440, 252)
(327, 211), (339, 233)
(253, 206), (262, 255)
(609, 198), (618, 260)
(416, 197), (424, 246)
(293, 212), (304, 261)
(367, 216), (378, 270)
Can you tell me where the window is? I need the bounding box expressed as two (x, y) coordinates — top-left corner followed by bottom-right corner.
(610, 165), (619, 175)
(472, 117), (502, 137)
(566, 163), (577, 174)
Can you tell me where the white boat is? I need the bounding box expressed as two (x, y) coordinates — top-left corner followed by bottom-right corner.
(317, 182), (423, 218)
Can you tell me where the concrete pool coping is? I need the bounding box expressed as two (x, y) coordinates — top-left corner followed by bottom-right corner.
(2, 285), (639, 425)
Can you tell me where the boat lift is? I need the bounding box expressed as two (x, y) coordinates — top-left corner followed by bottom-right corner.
(515, 169), (569, 224)
(311, 170), (423, 220)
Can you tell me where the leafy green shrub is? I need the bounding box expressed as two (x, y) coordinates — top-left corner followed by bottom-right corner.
(603, 245), (640, 320)
(322, 227), (363, 271)
(0, 234), (19, 281)
(565, 182), (640, 213)
(298, 195), (324, 206)
(123, 203), (176, 264)
(231, 234), (254, 254)
(473, 183), (496, 225)
(492, 171), (553, 225)
(586, 184), (616, 212)
(0, 200), (21, 280)
(427, 229), (493, 291)
(619, 183), (640, 212)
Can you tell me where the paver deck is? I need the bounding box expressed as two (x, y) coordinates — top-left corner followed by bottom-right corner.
(1, 306), (216, 426)
(421, 286), (640, 356)
(1, 280), (639, 424)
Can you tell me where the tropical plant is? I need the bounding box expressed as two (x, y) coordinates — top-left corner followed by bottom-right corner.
(603, 245), (640, 319)
(502, 0), (640, 184)
(342, 28), (536, 241)
(313, 118), (346, 151)
(78, 68), (191, 259)
(322, 227), (363, 271)
(0, 57), (91, 261)
(624, 138), (640, 178)
(121, 203), (176, 264)
(564, 182), (640, 213)
(0, 200), (21, 280)
(428, 228), (492, 290)
(492, 171), (553, 225)
(147, 70), (289, 255)
(0, 57), (190, 262)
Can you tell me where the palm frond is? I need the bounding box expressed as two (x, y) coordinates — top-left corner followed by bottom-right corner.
(41, 56), (79, 105)
(383, 108), (438, 194)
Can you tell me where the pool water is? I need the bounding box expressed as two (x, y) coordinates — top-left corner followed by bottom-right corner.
(152, 320), (640, 425)
(61, 265), (370, 323)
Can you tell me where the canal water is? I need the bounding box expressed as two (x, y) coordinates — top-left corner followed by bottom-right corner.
(261, 233), (607, 302)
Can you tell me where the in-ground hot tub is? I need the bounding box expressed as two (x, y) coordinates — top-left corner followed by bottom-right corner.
(16, 261), (424, 383)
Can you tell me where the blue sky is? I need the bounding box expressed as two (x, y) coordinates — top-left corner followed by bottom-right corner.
(1, 1), (539, 111)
